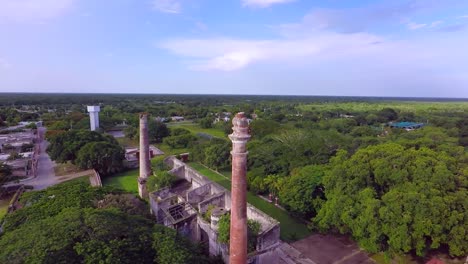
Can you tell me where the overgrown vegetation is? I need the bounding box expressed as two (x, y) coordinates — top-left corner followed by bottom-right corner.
(47, 130), (125, 176)
(0, 179), (221, 264)
(217, 213), (262, 253)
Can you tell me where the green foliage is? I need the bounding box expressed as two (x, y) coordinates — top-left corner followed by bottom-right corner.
(25, 122), (37, 129)
(152, 225), (217, 264)
(203, 204), (216, 222)
(0, 180), (218, 264)
(148, 120), (170, 143)
(377, 108), (398, 122)
(75, 141), (125, 176)
(216, 214), (261, 252)
(278, 165), (325, 218)
(164, 134), (197, 149)
(199, 117), (214, 128)
(315, 143), (468, 257)
(249, 119), (278, 139)
(171, 127), (191, 136)
(146, 171), (175, 192)
(203, 140), (230, 170)
(123, 125), (137, 139)
(48, 120), (71, 130)
(217, 214), (230, 244)
(47, 130), (118, 163)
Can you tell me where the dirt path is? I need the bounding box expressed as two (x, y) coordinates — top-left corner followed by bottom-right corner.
(288, 234), (375, 264)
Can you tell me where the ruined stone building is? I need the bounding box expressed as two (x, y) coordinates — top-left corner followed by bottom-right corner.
(149, 157), (281, 264)
(148, 113), (281, 264)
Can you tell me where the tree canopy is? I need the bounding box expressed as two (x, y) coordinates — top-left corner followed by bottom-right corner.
(315, 143), (467, 257)
(0, 180), (220, 264)
(47, 130), (124, 175)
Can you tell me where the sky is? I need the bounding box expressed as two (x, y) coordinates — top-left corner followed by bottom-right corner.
(0, 0), (468, 97)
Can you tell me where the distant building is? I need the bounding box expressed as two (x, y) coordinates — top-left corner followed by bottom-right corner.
(390, 122), (425, 131)
(171, 116), (184, 122)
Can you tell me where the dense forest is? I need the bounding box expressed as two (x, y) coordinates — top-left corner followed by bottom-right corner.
(1, 93), (467, 260)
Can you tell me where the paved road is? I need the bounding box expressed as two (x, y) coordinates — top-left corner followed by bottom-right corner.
(25, 127), (58, 190)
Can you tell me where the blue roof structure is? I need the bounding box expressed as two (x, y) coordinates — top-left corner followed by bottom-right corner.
(390, 122), (425, 129)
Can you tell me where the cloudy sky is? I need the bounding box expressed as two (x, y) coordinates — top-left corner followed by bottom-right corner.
(0, 0), (467, 97)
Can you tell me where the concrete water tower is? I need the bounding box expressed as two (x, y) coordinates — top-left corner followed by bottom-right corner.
(87, 106), (100, 131)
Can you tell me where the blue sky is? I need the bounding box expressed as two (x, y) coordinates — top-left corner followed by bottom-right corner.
(0, 0), (467, 97)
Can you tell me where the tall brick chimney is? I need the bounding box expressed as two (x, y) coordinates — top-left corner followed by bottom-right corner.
(138, 113), (151, 199)
(228, 112), (251, 264)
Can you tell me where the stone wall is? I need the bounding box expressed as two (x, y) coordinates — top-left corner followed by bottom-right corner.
(198, 192), (225, 214)
(186, 183), (211, 205)
(164, 156), (281, 264)
(89, 169), (102, 187)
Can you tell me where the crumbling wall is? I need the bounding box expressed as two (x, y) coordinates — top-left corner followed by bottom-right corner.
(149, 188), (176, 223)
(197, 215), (229, 262)
(198, 192), (225, 214)
(186, 184), (211, 205)
(185, 166), (210, 188)
(256, 224), (281, 251)
(247, 205), (278, 233)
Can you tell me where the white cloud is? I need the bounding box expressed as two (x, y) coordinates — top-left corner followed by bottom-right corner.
(429, 20), (443, 28)
(458, 15), (468, 19)
(407, 22), (427, 30)
(158, 3), (468, 78)
(160, 33), (385, 71)
(0, 0), (74, 22)
(0, 58), (11, 70)
(242, 0), (295, 8)
(152, 0), (181, 14)
(195, 21), (208, 31)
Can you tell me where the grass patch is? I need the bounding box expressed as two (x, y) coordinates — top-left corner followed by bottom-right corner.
(116, 137), (138, 148)
(168, 122), (226, 139)
(188, 162), (311, 241)
(0, 197), (10, 219)
(54, 162), (83, 176)
(102, 169), (139, 194)
(155, 143), (189, 157)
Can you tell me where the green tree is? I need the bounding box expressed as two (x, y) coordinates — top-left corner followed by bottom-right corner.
(279, 165), (325, 218)
(123, 126), (137, 139)
(249, 119), (278, 139)
(0, 180), (219, 264)
(47, 130), (118, 163)
(377, 108), (398, 122)
(75, 142), (125, 175)
(146, 171), (175, 192)
(204, 141), (230, 170)
(200, 117), (214, 128)
(148, 120), (170, 143)
(315, 143), (467, 257)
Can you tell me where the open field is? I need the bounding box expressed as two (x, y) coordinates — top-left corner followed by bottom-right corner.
(154, 143), (189, 157)
(298, 101), (468, 113)
(102, 169), (139, 194)
(189, 162), (311, 241)
(168, 121), (227, 138)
